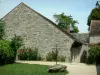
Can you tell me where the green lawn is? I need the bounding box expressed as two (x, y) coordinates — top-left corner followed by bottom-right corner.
(0, 63), (68, 75)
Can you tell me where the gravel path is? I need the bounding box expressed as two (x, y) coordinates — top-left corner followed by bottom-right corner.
(16, 61), (97, 75)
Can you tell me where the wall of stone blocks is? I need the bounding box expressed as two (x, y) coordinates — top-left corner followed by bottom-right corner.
(90, 37), (100, 44)
(2, 3), (74, 62)
(71, 44), (89, 63)
(71, 33), (89, 43)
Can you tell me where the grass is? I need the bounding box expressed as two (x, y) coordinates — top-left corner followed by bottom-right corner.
(0, 63), (68, 75)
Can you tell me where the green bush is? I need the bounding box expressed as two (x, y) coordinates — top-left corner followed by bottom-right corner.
(10, 35), (23, 59)
(87, 45), (100, 64)
(46, 51), (57, 61)
(58, 55), (66, 62)
(46, 52), (53, 61)
(46, 51), (66, 62)
(18, 48), (41, 60)
(0, 40), (14, 66)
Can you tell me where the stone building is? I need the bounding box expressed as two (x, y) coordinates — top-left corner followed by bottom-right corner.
(89, 20), (100, 44)
(1, 2), (99, 62)
(70, 33), (89, 62)
(1, 2), (74, 62)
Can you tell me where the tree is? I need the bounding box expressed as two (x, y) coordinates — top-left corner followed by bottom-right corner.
(87, 1), (100, 28)
(71, 20), (79, 33)
(54, 13), (79, 33)
(0, 20), (5, 39)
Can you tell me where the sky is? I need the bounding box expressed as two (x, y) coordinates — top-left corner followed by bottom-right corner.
(0, 0), (97, 33)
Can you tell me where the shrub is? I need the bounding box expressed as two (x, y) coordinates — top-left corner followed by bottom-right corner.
(58, 55), (66, 62)
(18, 48), (41, 60)
(10, 35), (23, 59)
(87, 45), (100, 64)
(37, 55), (42, 60)
(46, 51), (66, 62)
(0, 40), (14, 66)
(46, 51), (57, 61)
(46, 52), (53, 61)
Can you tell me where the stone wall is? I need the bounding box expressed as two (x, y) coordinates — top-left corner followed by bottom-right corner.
(71, 33), (89, 43)
(71, 44), (89, 63)
(70, 33), (89, 62)
(90, 36), (100, 44)
(2, 3), (74, 62)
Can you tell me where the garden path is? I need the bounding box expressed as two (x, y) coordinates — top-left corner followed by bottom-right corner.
(16, 61), (97, 75)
